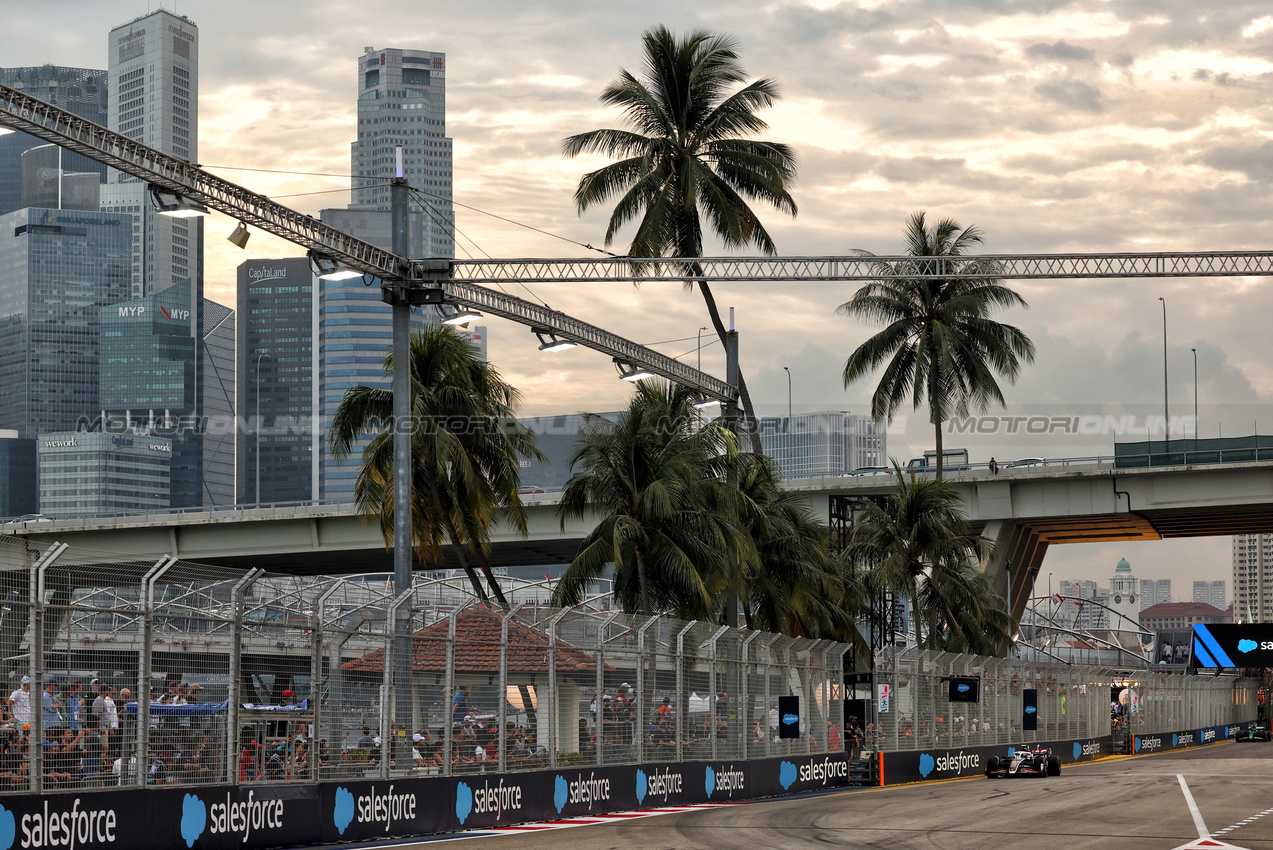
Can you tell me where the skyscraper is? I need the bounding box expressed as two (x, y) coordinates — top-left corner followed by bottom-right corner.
(104, 10), (200, 298)
(236, 258), (316, 506)
(1139, 579), (1171, 610)
(0, 207), (131, 439)
(1193, 580), (1227, 610)
(351, 47), (454, 258)
(0, 65), (108, 216)
(1233, 534), (1272, 621)
(314, 211), (434, 503)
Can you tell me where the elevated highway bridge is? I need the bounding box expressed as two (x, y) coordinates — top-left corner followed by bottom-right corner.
(5, 458), (1273, 621)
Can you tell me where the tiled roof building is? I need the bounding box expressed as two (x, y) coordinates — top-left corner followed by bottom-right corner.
(342, 605), (600, 674)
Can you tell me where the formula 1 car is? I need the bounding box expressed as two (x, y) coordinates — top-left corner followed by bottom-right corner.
(1233, 724), (1272, 743)
(985, 745), (1060, 778)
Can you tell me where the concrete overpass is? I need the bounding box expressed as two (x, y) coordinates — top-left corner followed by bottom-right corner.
(5, 458), (1273, 620)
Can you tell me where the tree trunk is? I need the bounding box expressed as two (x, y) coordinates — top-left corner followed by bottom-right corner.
(911, 573), (923, 649)
(469, 543), (510, 608)
(930, 358), (943, 480)
(634, 545), (651, 616)
(426, 479), (489, 602)
(691, 265), (763, 455)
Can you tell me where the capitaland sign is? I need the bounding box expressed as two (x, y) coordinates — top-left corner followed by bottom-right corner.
(248, 267), (288, 282)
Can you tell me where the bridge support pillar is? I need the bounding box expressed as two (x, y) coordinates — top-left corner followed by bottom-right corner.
(980, 520), (1047, 625)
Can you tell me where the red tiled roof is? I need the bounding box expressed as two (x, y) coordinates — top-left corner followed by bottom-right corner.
(1140, 602), (1230, 619)
(341, 605), (601, 674)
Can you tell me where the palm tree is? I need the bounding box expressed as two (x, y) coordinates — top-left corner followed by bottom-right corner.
(563, 25), (798, 453)
(731, 453), (865, 644)
(329, 325), (544, 605)
(838, 212), (1035, 477)
(552, 381), (737, 617)
(846, 466), (1009, 651)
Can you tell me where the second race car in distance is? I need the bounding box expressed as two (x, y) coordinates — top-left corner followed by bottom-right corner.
(985, 744), (1060, 778)
(1233, 723), (1272, 743)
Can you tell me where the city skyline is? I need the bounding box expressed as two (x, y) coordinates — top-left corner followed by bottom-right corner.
(4, 1), (1271, 588)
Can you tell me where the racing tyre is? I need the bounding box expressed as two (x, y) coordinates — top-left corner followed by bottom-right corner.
(1047, 755), (1060, 776)
(985, 756), (1000, 777)
(1033, 757), (1047, 775)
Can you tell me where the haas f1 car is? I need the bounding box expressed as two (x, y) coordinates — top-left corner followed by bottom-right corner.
(985, 745), (1060, 778)
(1233, 723), (1272, 743)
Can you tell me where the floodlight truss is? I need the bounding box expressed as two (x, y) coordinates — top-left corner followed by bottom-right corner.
(7, 81), (1273, 402)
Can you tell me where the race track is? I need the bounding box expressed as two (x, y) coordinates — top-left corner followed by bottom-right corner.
(382, 742), (1273, 850)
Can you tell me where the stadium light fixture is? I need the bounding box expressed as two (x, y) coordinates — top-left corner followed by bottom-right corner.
(534, 329), (576, 352)
(311, 254), (364, 281)
(440, 305), (483, 326)
(615, 359), (655, 382)
(150, 187), (210, 218)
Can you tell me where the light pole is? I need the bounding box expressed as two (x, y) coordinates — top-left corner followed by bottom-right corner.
(254, 351), (272, 507)
(783, 366), (792, 475)
(1158, 297), (1168, 446)
(1191, 347), (1198, 456)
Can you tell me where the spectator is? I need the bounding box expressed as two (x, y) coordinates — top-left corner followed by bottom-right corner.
(7, 676), (31, 727)
(356, 727), (374, 748)
(65, 680), (83, 731)
(42, 682), (61, 732)
(452, 685), (471, 724)
(827, 721), (842, 753)
(655, 697), (673, 722)
(81, 729), (107, 788)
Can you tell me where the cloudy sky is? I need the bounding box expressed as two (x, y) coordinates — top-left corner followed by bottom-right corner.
(7, 0), (1273, 595)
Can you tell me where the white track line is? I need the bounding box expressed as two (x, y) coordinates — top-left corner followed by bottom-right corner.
(1212, 804), (1273, 837)
(1178, 774), (1211, 840)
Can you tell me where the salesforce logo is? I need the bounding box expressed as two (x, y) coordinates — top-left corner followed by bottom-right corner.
(918, 753), (935, 778)
(554, 776), (568, 814)
(1238, 639), (1258, 653)
(1073, 742), (1082, 760)
(0, 805), (11, 850)
(635, 769), (647, 806)
(181, 794), (205, 847)
(705, 766), (716, 797)
(333, 787), (354, 836)
(1025, 705), (1037, 715)
(956, 683), (970, 694)
(456, 783), (473, 825)
(779, 761), (797, 790)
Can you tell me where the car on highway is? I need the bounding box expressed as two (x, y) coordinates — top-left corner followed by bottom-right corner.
(1232, 723), (1272, 743)
(846, 466), (894, 477)
(1007, 457), (1047, 468)
(985, 744), (1060, 778)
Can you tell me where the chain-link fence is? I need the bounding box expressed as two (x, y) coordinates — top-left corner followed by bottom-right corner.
(871, 648), (1258, 753)
(0, 537), (850, 794)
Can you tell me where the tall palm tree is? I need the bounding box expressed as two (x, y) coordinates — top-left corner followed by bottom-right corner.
(846, 466), (1008, 651)
(329, 325), (544, 605)
(563, 25), (798, 453)
(552, 381), (737, 617)
(839, 212), (1035, 477)
(731, 453), (865, 644)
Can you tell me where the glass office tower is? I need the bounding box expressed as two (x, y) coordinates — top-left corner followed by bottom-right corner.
(0, 66), (108, 217)
(0, 208), (131, 439)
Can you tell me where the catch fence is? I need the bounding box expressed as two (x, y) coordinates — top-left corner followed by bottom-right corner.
(0, 537), (850, 794)
(870, 648), (1258, 753)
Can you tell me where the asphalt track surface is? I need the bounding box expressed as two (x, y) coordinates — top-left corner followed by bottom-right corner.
(360, 742), (1273, 850)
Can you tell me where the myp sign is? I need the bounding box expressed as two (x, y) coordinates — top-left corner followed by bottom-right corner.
(1192, 624), (1273, 668)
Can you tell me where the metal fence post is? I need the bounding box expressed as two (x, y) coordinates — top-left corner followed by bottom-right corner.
(596, 612), (619, 767)
(29, 543), (66, 792)
(546, 608), (570, 770)
(674, 621), (696, 763)
(313, 580), (342, 781)
(706, 625), (728, 761)
(498, 605), (523, 774)
(634, 615), (658, 765)
(740, 630), (759, 760)
(386, 588), (413, 778)
(442, 611), (457, 776)
(228, 568), (264, 785)
(138, 557), (175, 786)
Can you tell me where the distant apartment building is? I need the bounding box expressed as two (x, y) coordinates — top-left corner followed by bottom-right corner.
(1193, 580), (1227, 610)
(1140, 579), (1172, 610)
(758, 411), (885, 479)
(1233, 534), (1273, 622)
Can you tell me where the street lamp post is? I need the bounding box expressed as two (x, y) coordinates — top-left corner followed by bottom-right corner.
(1158, 297), (1168, 446)
(254, 351), (272, 507)
(1192, 347), (1198, 456)
(783, 366), (792, 475)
